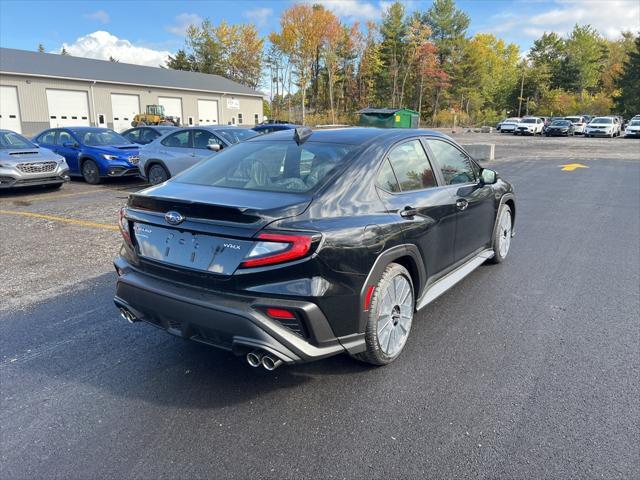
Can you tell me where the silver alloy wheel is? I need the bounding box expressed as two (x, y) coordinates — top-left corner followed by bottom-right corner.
(498, 209), (512, 258)
(377, 274), (413, 356)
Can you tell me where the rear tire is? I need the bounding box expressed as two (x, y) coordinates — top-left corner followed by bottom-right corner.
(490, 204), (512, 264)
(354, 263), (414, 366)
(147, 163), (170, 185)
(81, 159), (101, 184)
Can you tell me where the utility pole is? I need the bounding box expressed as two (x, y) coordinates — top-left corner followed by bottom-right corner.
(517, 67), (525, 117)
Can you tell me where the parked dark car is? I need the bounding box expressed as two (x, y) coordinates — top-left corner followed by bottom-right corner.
(114, 128), (515, 370)
(34, 127), (139, 184)
(252, 123), (300, 135)
(121, 126), (178, 145)
(545, 119), (575, 136)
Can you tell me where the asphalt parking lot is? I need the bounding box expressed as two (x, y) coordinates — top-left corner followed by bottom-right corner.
(1, 133), (639, 479)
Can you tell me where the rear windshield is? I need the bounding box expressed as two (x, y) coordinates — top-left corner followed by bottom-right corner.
(71, 129), (132, 146)
(176, 141), (357, 193)
(0, 131), (36, 149)
(215, 128), (258, 144)
(591, 117), (612, 124)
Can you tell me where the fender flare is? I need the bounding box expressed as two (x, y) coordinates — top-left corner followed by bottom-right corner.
(145, 159), (171, 179)
(358, 244), (426, 332)
(491, 193), (516, 250)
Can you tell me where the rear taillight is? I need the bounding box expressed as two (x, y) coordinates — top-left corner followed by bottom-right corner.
(118, 207), (132, 245)
(240, 233), (313, 268)
(265, 308), (296, 319)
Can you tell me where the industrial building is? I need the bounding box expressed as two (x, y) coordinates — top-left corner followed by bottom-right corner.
(0, 47), (264, 135)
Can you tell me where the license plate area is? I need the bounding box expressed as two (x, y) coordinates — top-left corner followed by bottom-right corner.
(133, 222), (253, 275)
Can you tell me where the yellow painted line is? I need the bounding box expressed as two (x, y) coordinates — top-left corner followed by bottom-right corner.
(560, 163), (589, 171)
(0, 209), (119, 231)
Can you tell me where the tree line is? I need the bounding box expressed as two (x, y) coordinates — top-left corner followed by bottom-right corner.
(163, 0), (639, 125)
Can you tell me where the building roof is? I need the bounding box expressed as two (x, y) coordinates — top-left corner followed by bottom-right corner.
(0, 47), (263, 98)
(357, 108), (419, 115)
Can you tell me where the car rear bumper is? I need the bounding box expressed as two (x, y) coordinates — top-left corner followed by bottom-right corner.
(113, 256), (360, 364)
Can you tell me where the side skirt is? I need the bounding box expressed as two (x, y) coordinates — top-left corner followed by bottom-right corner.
(416, 248), (494, 311)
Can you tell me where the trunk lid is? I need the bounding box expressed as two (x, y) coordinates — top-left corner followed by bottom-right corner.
(126, 181), (312, 276)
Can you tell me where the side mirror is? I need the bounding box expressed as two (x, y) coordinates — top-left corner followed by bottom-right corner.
(480, 168), (498, 185)
(207, 143), (222, 152)
(63, 142), (78, 149)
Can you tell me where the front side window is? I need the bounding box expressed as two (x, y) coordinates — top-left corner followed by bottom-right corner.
(425, 139), (476, 185)
(56, 131), (73, 145)
(140, 129), (160, 144)
(37, 130), (56, 145)
(177, 141), (356, 193)
(385, 140), (437, 192)
(161, 130), (190, 148)
(193, 130), (223, 149)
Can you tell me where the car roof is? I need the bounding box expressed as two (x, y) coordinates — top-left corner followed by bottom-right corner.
(245, 127), (448, 145)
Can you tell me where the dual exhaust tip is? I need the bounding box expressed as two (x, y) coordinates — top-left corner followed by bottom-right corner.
(119, 307), (138, 324)
(246, 350), (283, 371)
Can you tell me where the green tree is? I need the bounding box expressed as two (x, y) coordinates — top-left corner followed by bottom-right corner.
(60, 47), (68, 55)
(562, 24), (608, 96)
(166, 49), (196, 71)
(614, 35), (640, 117)
(37, 43), (45, 53)
(378, 2), (407, 107)
(356, 21), (383, 108)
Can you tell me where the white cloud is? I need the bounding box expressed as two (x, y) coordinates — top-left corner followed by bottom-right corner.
(528, 0), (639, 38)
(486, 0), (639, 39)
(243, 7), (273, 27)
(309, 0), (386, 21)
(166, 13), (203, 36)
(85, 10), (110, 24)
(60, 31), (171, 67)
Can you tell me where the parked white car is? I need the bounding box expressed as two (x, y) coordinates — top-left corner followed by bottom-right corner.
(564, 116), (587, 134)
(499, 118), (521, 133)
(585, 117), (618, 138)
(624, 118), (640, 138)
(514, 117), (544, 136)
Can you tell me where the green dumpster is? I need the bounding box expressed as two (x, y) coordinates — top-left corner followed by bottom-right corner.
(357, 108), (420, 128)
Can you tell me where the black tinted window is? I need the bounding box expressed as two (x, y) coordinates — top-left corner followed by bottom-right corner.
(161, 131), (190, 148)
(426, 139), (476, 185)
(377, 159), (400, 192)
(386, 140), (437, 192)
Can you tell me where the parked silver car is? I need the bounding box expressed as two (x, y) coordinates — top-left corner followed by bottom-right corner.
(139, 126), (258, 184)
(0, 129), (69, 189)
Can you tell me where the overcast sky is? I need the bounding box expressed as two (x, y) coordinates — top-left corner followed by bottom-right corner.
(1, 0), (638, 68)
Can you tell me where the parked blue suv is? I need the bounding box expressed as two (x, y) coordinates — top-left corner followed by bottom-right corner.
(33, 127), (140, 184)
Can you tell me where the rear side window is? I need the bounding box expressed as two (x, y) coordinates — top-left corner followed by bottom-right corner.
(377, 159), (400, 192)
(161, 131), (190, 148)
(176, 141), (356, 193)
(385, 140), (437, 192)
(37, 131), (56, 144)
(124, 129), (140, 142)
(425, 139), (476, 185)
(140, 129), (160, 144)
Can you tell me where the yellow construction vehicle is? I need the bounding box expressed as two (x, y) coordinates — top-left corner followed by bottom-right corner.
(131, 105), (180, 127)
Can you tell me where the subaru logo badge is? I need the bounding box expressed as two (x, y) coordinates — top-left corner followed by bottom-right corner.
(165, 211), (184, 225)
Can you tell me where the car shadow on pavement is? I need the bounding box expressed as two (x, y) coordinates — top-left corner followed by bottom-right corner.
(1, 272), (373, 410)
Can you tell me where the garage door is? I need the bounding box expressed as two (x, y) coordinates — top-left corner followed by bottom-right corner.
(0, 86), (22, 133)
(46, 89), (90, 128)
(111, 93), (139, 132)
(158, 97), (182, 125)
(197, 99), (218, 125)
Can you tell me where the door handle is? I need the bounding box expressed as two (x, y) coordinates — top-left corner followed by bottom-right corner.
(400, 206), (418, 218)
(456, 199), (469, 211)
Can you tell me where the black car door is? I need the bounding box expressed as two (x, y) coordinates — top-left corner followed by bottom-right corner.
(423, 138), (495, 262)
(376, 138), (457, 278)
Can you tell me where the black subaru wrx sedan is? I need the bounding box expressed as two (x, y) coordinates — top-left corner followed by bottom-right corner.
(114, 128), (515, 370)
